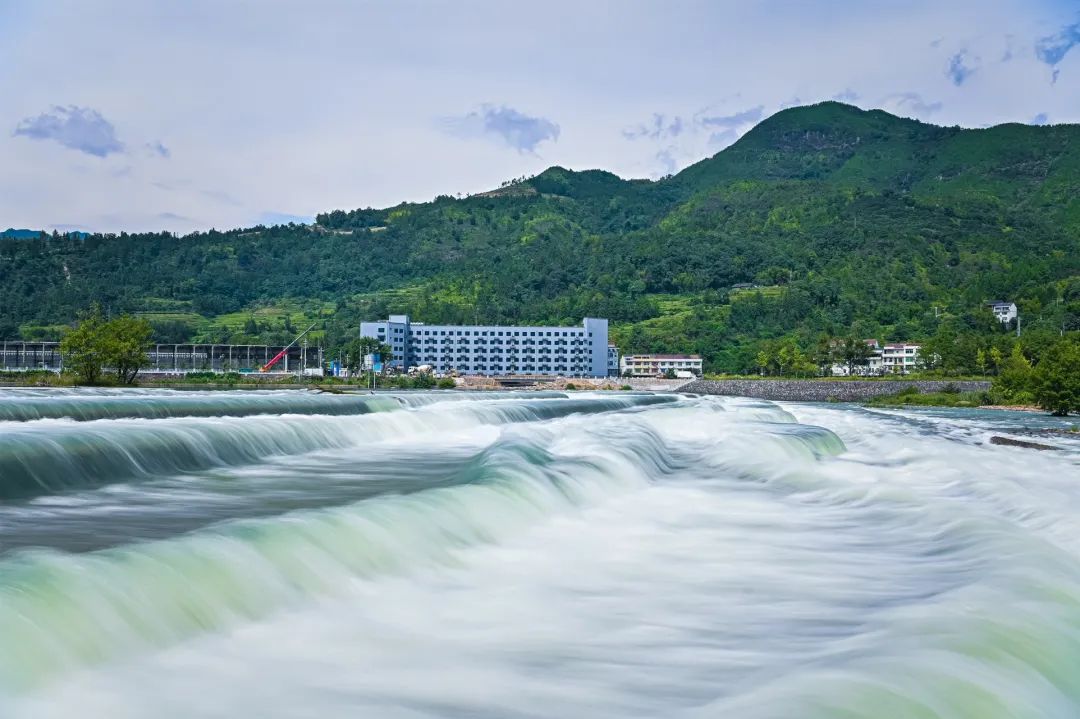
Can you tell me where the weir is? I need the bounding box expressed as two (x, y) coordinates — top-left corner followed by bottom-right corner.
(0, 389), (1078, 718)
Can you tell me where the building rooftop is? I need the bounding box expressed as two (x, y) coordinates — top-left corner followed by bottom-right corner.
(625, 354), (702, 360)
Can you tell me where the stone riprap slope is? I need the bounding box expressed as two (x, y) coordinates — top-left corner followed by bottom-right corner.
(680, 379), (991, 402)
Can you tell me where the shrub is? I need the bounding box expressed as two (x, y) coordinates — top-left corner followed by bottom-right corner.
(1031, 340), (1080, 416)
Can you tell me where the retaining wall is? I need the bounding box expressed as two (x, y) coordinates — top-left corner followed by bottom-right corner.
(679, 379), (991, 402)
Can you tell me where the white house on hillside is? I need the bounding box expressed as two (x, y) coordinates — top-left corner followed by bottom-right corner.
(987, 301), (1018, 325)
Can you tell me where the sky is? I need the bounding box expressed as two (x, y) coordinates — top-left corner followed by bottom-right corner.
(2, 0), (1080, 234)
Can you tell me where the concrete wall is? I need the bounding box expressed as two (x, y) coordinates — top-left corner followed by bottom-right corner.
(617, 378), (696, 392)
(679, 379), (991, 402)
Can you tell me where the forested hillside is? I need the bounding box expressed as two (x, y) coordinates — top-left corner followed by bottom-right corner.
(3, 102), (1079, 373)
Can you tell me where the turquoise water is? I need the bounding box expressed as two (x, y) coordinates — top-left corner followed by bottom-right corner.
(0, 389), (1078, 717)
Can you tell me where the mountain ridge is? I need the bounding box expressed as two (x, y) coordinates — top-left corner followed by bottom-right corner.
(2, 102), (1078, 372)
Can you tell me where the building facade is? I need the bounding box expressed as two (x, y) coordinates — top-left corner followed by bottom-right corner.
(987, 301), (1018, 325)
(619, 354), (703, 378)
(606, 345), (620, 377)
(880, 343), (921, 374)
(359, 315), (610, 377)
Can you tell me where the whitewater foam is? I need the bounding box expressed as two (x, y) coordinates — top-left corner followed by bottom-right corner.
(1, 390), (1078, 718)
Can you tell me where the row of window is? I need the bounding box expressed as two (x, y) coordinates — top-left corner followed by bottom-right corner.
(410, 346), (587, 351)
(624, 361), (701, 366)
(419, 355), (588, 362)
(431, 366), (584, 372)
(378, 328), (592, 338)
(412, 351), (587, 358)
(412, 339), (588, 344)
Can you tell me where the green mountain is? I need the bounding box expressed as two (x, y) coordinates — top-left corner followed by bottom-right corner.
(3, 102), (1078, 372)
(2, 228), (89, 239)
(2, 229), (44, 240)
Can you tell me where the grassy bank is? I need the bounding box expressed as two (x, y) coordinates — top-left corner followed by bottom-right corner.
(864, 385), (993, 408)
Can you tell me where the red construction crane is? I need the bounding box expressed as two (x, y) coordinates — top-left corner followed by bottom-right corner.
(260, 322), (317, 372)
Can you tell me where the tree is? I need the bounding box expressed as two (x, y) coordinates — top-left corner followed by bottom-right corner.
(841, 337), (873, 376)
(342, 339), (366, 376)
(60, 305), (107, 384)
(776, 344), (792, 376)
(989, 346), (1004, 375)
(342, 337), (392, 376)
(975, 348), (987, 376)
(59, 308), (153, 384)
(1031, 340), (1080, 416)
(994, 344), (1034, 402)
(103, 315), (153, 384)
(755, 350), (770, 376)
(813, 336), (836, 376)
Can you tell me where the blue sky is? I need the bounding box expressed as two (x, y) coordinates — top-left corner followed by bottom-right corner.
(1, 0), (1079, 233)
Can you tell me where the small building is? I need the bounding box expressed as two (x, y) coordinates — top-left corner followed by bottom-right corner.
(607, 345), (620, 377)
(880, 343), (921, 374)
(986, 300), (1018, 325)
(620, 354), (703, 378)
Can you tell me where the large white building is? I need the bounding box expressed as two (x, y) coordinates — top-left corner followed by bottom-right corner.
(619, 354), (703, 378)
(880, 343), (921, 374)
(359, 314), (610, 377)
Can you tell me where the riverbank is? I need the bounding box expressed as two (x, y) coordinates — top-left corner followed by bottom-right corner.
(680, 378), (992, 402)
(1, 370), (692, 393)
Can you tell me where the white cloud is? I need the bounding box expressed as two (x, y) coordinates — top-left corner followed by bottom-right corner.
(880, 92), (944, 119)
(442, 105), (560, 154)
(0, 0), (1077, 233)
(13, 105), (124, 157)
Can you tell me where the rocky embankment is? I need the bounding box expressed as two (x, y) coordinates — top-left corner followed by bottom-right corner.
(679, 379), (991, 402)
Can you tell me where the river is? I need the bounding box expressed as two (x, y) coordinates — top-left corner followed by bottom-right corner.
(0, 388), (1078, 717)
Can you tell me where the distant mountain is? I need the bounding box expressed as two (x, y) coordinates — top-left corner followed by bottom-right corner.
(2, 228), (89, 240)
(2, 228), (43, 239)
(1, 102), (1077, 371)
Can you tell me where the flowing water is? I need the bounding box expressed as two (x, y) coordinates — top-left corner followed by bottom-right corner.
(0, 388), (1078, 718)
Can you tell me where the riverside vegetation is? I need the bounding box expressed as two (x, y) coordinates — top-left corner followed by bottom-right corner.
(2, 102), (1077, 394)
(864, 342), (1080, 415)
